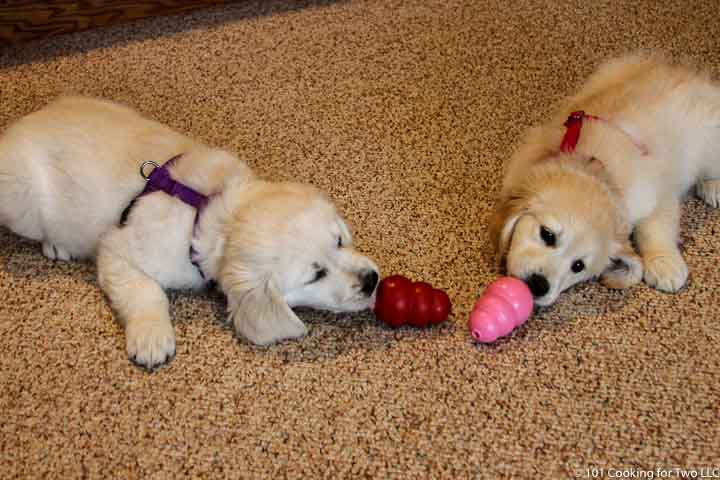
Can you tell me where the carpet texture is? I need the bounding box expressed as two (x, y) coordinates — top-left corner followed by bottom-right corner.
(1, 1), (719, 478)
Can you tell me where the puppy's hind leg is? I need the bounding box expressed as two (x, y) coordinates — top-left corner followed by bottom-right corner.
(695, 127), (720, 207)
(42, 241), (73, 261)
(695, 93), (720, 208)
(635, 198), (688, 292)
(696, 178), (720, 208)
(0, 155), (42, 241)
(1, 143), (75, 260)
(97, 238), (176, 371)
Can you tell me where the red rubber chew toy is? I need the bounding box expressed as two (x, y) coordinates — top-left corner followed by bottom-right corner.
(468, 277), (533, 343)
(373, 275), (451, 328)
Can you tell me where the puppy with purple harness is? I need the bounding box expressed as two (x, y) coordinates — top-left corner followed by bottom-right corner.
(0, 96), (380, 371)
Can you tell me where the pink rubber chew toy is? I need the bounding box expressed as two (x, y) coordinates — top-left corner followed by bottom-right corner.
(468, 277), (533, 343)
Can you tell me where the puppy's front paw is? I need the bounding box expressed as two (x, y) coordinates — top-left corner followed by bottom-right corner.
(126, 320), (176, 371)
(643, 252), (688, 292)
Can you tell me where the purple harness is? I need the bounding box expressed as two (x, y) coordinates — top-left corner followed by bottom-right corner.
(120, 155), (211, 281)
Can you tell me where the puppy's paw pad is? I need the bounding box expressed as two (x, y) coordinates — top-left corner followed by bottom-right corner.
(126, 321), (176, 371)
(644, 253), (688, 292)
(696, 179), (720, 208)
(42, 242), (72, 261)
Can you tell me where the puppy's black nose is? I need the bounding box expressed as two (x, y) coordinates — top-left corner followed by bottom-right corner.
(525, 274), (550, 298)
(360, 270), (379, 296)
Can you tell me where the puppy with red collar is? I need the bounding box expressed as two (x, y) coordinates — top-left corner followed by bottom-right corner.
(490, 53), (720, 306)
(0, 96), (379, 370)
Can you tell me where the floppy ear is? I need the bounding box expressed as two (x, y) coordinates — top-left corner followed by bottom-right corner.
(488, 193), (528, 264)
(600, 240), (643, 289)
(225, 276), (308, 346)
(338, 217), (352, 242)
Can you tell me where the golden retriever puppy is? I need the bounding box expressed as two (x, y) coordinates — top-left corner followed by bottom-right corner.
(490, 54), (720, 306)
(0, 96), (379, 370)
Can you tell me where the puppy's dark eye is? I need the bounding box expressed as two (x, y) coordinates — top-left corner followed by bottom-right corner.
(571, 260), (585, 273)
(540, 226), (556, 247)
(337, 236), (342, 248)
(309, 267), (328, 283)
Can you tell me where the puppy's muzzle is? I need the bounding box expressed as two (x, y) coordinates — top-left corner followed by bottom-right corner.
(525, 273), (550, 298)
(360, 269), (379, 296)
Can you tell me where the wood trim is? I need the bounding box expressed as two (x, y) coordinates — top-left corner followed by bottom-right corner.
(0, 1), (237, 43)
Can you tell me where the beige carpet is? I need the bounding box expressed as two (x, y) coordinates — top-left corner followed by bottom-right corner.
(2, 1), (719, 478)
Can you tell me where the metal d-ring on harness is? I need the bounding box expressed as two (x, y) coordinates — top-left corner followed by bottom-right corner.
(139, 160), (160, 180)
(118, 156), (214, 284)
(118, 160), (163, 226)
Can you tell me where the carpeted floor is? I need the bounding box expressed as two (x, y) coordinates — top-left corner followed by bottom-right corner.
(1, 1), (719, 478)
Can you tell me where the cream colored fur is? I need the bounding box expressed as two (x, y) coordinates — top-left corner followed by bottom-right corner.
(0, 96), (379, 370)
(490, 54), (720, 306)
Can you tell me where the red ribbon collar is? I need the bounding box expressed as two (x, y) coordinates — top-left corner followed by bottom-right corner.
(560, 110), (648, 156)
(560, 111), (600, 153)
